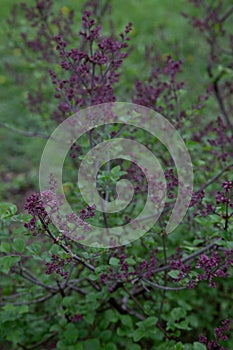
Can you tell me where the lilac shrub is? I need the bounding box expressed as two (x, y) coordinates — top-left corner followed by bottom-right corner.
(0, 0), (233, 349)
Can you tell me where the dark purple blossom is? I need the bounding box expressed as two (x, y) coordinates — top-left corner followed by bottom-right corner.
(199, 318), (232, 350)
(196, 250), (233, 288)
(49, 12), (132, 122)
(70, 314), (83, 323)
(45, 254), (72, 279)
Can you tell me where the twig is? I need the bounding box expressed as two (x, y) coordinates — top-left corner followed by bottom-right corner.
(12, 265), (57, 292)
(199, 162), (233, 192)
(139, 237), (222, 277)
(39, 215), (95, 272)
(0, 122), (49, 139)
(122, 285), (146, 314)
(220, 5), (233, 23)
(19, 331), (57, 350)
(157, 231), (168, 323)
(207, 60), (233, 132)
(142, 279), (187, 291)
(109, 297), (146, 321)
(1, 293), (55, 306)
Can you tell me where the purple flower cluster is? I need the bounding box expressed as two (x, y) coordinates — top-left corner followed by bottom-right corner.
(189, 190), (207, 218)
(133, 54), (185, 129)
(49, 11), (132, 121)
(100, 252), (136, 292)
(5, 0), (75, 117)
(79, 204), (96, 221)
(69, 142), (81, 159)
(165, 168), (179, 199)
(216, 180), (233, 208)
(189, 190), (216, 218)
(189, 180), (233, 224)
(45, 254), (72, 279)
(65, 212), (91, 237)
(208, 118), (233, 162)
(196, 250), (233, 288)
(126, 162), (147, 195)
(170, 258), (192, 284)
(184, 0), (233, 133)
(193, 117), (233, 162)
(19, 0), (74, 62)
(222, 180), (232, 193)
(143, 255), (157, 279)
(199, 318), (232, 350)
(184, 0), (224, 35)
(83, 0), (111, 25)
(166, 248), (194, 287)
(70, 313), (83, 323)
(100, 250), (160, 292)
(24, 193), (47, 235)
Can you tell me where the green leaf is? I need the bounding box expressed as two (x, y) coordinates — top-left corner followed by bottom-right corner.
(49, 244), (62, 256)
(6, 328), (21, 344)
(109, 257), (119, 266)
(50, 324), (61, 332)
(73, 345), (84, 350)
(137, 316), (157, 329)
(129, 345), (141, 350)
(116, 327), (128, 336)
(193, 343), (206, 350)
(0, 256), (20, 274)
(170, 307), (186, 322)
(168, 270), (181, 280)
(120, 314), (133, 328)
(64, 323), (79, 344)
(86, 292), (98, 302)
(57, 341), (67, 349)
(125, 257), (136, 265)
(84, 339), (100, 350)
(193, 239), (204, 246)
(105, 343), (117, 350)
(105, 309), (119, 323)
(26, 242), (41, 256)
(100, 330), (112, 341)
(13, 238), (25, 253)
(62, 296), (76, 307)
(95, 265), (107, 274)
(0, 242), (11, 253)
(88, 273), (98, 281)
(99, 317), (110, 329)
(174, 342), (185, 350)
(0, 202), (17, 220)
(0, 304), (29, 323)
(133, 328), (145, 342)
(111, 165), (121, 175)
(84, 312), (95, 325)
(176, 319), (191, 330)
(2, 303), (15, 312)
(218, 240), (233, 249)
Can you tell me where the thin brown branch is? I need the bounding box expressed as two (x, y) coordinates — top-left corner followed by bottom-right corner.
(1, 293), (56, 307)
(142, 278), (187, 291)
(199, 162), (233, 192)
(39, 215), (95, 272)
(122, 285), (146, 314)
(109, 297), (146, 321)
(137, 237), (222, 277)
(19, 331), (57, 350)
(220, 5), (233, 23)
(12, 265), (57, 292)
(0, 122), (49, 139)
